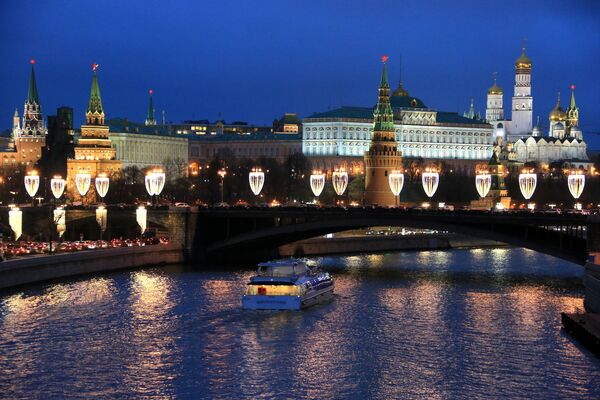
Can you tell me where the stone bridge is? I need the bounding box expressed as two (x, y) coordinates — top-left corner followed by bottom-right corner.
(190, 208), (598, 265)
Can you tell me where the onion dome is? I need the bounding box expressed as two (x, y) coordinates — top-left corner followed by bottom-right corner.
(392, 81), (409, 97)
(549, 93), (566, 121)
(487, 73), (502, 95)
(554, 122), (565, 130)
(570, 126), (582, 139)
(515, 48), (532, 69)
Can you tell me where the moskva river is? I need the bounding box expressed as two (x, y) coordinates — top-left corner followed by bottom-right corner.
(1, 248), (600, 399)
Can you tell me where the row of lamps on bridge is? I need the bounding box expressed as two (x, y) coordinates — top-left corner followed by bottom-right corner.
(6, 167), (587, 241)
(8, 169), (166, 241)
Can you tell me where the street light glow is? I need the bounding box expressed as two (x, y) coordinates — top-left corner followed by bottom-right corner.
(24, 171), (40, 199)
(422, 169), (439, 198)
(518, 170), (537, 200)
(50, 176), (66, 199)
(567, 171), (585, 200)
(332, 169), (349, 196)
(249, 168), (265, 196)
(95, 174), (110, 200)
(388, 170), (404, 197)
(75, 173), (91, 196)
(310, 170), (325, 197)
(475, 172), (491, 198)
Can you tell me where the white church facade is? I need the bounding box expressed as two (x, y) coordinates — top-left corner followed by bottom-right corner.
(485, 48), (588, 166)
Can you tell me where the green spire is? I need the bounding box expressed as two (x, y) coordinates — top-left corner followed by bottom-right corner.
(87, 64), (104, 115)
(373, 56), (394, 132)
(569, 85), (577, 110)
(27, 60), (39, 104)
(145, 89), (156, 125)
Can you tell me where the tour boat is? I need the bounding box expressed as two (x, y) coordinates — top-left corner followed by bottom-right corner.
(242, 259), (334, 310)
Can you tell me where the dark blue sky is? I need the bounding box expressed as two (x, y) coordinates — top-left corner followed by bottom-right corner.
(1, 0), (599, 148)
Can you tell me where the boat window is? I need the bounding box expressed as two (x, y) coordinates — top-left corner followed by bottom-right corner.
(246, 285), (304, 296)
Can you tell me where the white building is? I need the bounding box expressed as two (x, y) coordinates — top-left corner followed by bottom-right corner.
(485, 48), (588, 165)
(303, 80), (494, 167)
(108, 119), (189, 174)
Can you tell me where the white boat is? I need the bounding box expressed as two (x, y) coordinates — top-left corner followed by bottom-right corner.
(242, 259), (334, 310)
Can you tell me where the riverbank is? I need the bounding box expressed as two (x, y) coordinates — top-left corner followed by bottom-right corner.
(0, 244), (184, 290)
(278, 233), (507, 257)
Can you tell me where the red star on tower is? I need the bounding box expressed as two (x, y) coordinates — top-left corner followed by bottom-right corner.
(149, 89), (153, 95)
(92, 63), (99, 72)
(381, 55), (389, 63)
(30, 59), (36, 65)
(571, 84), (576, 91)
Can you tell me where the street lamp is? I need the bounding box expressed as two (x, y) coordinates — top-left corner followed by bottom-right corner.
(249, 168), (265, 196)
(145, 169), (166, 205)
(95, 174), (110, 203)
(475, 170), (491, 199)
(567, 170), (585, 210)
(310, 170), (325, 198)
(218, 168), (227, 204)
(75, 173), (91, 203)
(422, 169), (439, 199)
(518, 169), (537, 211)
(332, 168), (349, 196)
(388, 170), (404, 207)
(24, 170), (40, 205)
(50, 175), (66, 200)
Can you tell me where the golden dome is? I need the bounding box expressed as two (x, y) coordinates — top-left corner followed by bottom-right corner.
(515, 48), (532, 69)
(549, 93), (566, 121)
(488, 75), (503, 95)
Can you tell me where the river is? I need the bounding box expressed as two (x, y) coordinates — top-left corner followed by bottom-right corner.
(1, 248), (599, 399)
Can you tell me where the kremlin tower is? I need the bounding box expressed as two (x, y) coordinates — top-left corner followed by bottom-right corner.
(145, 89), (156, 126)
(11, 60), (47, 166)
(509, 48), (533, 139)
(363, 56), (403, 206)
(66, 64), (121, 201)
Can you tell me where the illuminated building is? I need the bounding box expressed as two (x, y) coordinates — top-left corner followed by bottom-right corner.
(272, 113), (301, 133)
(486, 48), (589, 166)
(364, 56), (403, 206)
(66, 65), (121, 200)
(187, 131), (302, 171)
(0, 60), (47, 168)
(302, 61), (493, 175)
(108, 119), (188, 174)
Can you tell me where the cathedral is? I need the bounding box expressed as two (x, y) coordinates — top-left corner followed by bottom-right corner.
(0, 60), (47, 168)
(485, 48), (589, 167)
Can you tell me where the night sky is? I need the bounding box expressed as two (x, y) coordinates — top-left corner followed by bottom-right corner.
(1, 0), (599, 148)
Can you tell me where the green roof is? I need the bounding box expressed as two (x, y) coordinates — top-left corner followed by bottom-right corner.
(390, 94), (426, 109)
(87, 70), (104, 115)
(108, 118), (171, 136)
(307, 106), (373, 119)
(27, 64), (39, 104)
(307, 107), (488, 126)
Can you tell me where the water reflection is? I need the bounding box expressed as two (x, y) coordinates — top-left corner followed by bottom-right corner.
(0, 248), (598, 398)
(123, 271), (178, 397)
